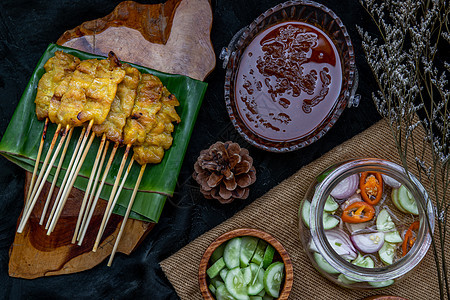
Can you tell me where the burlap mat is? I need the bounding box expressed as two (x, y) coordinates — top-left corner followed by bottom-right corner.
(161, 119), (445, 300)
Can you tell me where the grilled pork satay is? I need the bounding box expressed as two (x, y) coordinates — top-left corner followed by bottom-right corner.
(77, 53), (126, 125)
(35, 51), (80, 120)
(122, 73), (164, 146)
(92, 63), (141, 142)
(23, 51), (79, 222)
(132, 87), (181, 165)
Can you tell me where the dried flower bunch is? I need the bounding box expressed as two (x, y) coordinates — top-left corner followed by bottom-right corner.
(358, 0), (449, 297)
(193, 141), (256, 204)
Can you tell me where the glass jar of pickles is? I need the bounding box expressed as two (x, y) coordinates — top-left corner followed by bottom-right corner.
(298, 158), (435, 289)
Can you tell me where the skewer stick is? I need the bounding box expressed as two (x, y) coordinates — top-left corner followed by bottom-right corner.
(47, 130), (95, 234)
(77, 143), (119, 245)
(39, 127), (74, 225)
(45, 126), (87, 229)
(98, 156), (135, 243)
(23, 123), (62, 215)
(71, 134), (107, 244)
(17, 125), (69, 233)
(92, 145), (132, 251)
(46, 120), (94, 231)
(25, 118), (49, 208)
(107, 164), (146, 267)
(76, 141), (110, 241)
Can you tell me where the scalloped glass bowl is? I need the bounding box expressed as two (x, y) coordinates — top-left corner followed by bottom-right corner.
(223, 0), (358, 152)
(298, 158), (435, 289)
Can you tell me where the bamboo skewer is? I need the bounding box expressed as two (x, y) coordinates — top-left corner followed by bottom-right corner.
(93, 157), (134, 252)
(92, 145), (132, 251)
(47, 129), (95, 234)
(25, 118), (49, 208)
(75, 140), (110, 242)
(45, 120), (94, 232)
(107, 164), (146, 267)
(23, 123), (62, 215)
(39, 127), (74, 225)
(45, 126), (86, 229)
(71, 134), (107, 243)
(17, 125), (69, 233)
(76, 143), (119, 245)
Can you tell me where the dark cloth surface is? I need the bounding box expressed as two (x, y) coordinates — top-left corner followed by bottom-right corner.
(0, 0), (380, 299)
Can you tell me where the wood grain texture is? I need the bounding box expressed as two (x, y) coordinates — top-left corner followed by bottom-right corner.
(198, 228), (293, 300)
(9, 172), (155, 279)
(57, 0), (215, 81)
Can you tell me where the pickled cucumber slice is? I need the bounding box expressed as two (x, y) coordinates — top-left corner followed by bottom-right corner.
(240, 236), (259, 267)
(397, 185), (419, 215)
(368, 279), (395, 288)
(301, 200), (339, 230)
(313, 252), (340, 274)
(324, 196), (339, 213)
(262, 245), (275, 269)
(391, 188), (408, 213)
(379, 242), (397, 265)
(207, 257), (226, 279)
(251, 240), (268, 265)
(225, 267), (249, 300)
(248, 263), (265, 295)
(224, 237), (242, 269)
(216, 284), (237, 300)
(263, 262), (284, 298)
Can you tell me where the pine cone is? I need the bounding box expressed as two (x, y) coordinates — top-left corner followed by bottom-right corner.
(193, 141), (256, 204)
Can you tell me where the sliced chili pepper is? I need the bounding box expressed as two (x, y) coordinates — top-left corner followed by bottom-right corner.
(402, 221), (420, 256)
(360, 172), (383, 205)
(342, 202), (376, 223)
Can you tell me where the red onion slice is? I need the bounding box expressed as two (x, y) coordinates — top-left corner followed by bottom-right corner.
(382, 174), (401, 188)
(350, 232), (385, 254)
(325, 229), (357, 260)
(330, 174), (359, 199)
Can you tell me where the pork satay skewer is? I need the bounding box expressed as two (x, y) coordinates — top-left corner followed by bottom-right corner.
(17, 124), (69, 233)
(25, 52), (80, 210)
(39, 127), (74, 225)
(107, 163), (145, 266)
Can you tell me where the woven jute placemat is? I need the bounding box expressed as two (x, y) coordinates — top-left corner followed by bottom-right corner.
(161, 119), (445, 299)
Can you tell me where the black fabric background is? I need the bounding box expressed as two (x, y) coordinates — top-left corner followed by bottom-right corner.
(0, 0), (381, 299)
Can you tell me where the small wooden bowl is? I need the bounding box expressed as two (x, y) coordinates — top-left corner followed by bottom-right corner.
(198, 228), (293, 299)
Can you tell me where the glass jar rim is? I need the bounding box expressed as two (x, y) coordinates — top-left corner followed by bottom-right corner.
(309, 158), (435, 282)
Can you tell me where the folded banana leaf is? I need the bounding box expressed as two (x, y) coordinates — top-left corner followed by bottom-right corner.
(0, 43), (207, 222)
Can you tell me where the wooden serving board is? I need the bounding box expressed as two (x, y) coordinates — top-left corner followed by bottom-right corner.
(9, 0), (214, 279)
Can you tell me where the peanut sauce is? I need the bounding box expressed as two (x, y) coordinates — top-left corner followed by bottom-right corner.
(234, 21), (342, 142)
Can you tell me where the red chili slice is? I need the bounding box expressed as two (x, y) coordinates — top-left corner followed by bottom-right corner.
(360, 172), (383, 205)
(402, 221), (420, 256)
(342, 202), (375, 223)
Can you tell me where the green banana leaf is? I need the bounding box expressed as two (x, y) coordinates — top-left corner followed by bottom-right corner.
(0, 43), (208, 222)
